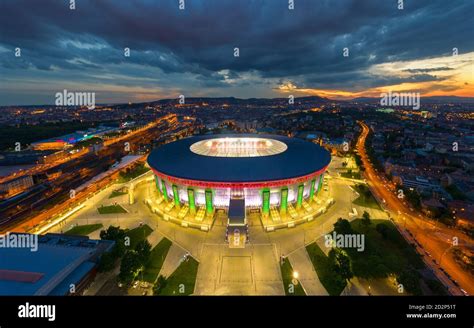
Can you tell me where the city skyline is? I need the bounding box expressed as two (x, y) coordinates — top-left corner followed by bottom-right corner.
(1, 0), (473, 105)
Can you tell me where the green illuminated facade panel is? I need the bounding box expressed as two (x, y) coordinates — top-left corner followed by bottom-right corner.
(172, 184), (180, 206)
(297, 183), (304, 208)
(162, 181), (169, 201)
(280, 187), (288, 213)
(317, 174), (324, 195)
(262, 188), (270, 214)
(205, 189), (213, 213)
(187, 188), (196, 211)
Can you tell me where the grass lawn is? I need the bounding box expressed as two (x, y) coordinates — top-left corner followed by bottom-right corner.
(306, 243), (347, 296)
(125, 224), (153, 249)
(65, 223), (103, 236)
(142, 238), (173, 283)
(353, 184), (382, 210)
(345, 219), (424, 279)
(157, 257), (199, 295)
(97, 204), (128, 214)
(117, 163), (150, 183)
(109, 190), (128, 199)
(280, 258), (306, 296)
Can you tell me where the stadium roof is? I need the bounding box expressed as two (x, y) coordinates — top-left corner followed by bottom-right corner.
(148, 134), (330, 185)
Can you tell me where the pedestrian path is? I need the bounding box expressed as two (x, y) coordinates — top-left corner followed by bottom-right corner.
(288, 247), (328, 295)
(159, 244), (187, 278)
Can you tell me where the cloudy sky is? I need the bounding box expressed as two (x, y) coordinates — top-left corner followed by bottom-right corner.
(0, 0), (473, 105)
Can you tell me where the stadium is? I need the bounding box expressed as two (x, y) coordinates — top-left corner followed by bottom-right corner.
(147, 134), (331, 228)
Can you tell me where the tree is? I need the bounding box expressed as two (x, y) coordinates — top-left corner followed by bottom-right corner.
(362, 211), (371, 227)
(100, 226), (127, 257)
(119, 250), (142, 285)
(97, 251), (116, 273)
(376, 223), (389, 239)
(397, 269), (422, 295)
(135, 239), (152, 265)
(334, 218), (353, 235)
(100, 225), (126, 242)
(329, 248), (353, 282)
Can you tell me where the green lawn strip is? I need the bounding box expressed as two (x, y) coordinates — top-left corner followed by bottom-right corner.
(117, 164), (150, 183)
(352, 185), (382, 210)
(353, 196), (381, 210)
(346, 219), (424, 280)
(109, 190), (128, 199)
(97, 204), (128, 214)
(158, 257), (199, 296)
(306, 243), (347, 296)
(280, 258), (306, 296)
(125, 224), (153, 249)
(65, 223), (103, 236)
(142, 238), (173, 283)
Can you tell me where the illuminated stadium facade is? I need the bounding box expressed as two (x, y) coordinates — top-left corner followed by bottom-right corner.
(147, 134), (331, 217)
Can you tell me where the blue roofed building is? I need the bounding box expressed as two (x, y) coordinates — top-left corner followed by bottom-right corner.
(0, 233), (114, 296)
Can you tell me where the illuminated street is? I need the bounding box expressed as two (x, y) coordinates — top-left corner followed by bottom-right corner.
(356, 122), (474, 295)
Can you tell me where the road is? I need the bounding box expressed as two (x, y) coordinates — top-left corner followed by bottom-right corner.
(356, 121), (473, 295)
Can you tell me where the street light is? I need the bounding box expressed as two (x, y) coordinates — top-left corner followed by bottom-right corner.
(292, 271), (300, 286)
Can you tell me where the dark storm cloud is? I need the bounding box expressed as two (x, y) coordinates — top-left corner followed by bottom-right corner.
(403, 67), (454, 73)
(0, 0), (473, 104)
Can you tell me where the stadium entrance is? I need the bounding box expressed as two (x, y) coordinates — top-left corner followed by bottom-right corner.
(226, 196), (248, 248)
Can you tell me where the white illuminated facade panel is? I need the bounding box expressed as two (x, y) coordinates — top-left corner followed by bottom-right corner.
(244, 188), (261, 207)
(303, 180), (311, 198)
(270, 190), (280, 206)
(195, 189), (206, 206)
(163, 180), (173, 199)
(214, 188), (231, 207)
(178, 185), (188, 203)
